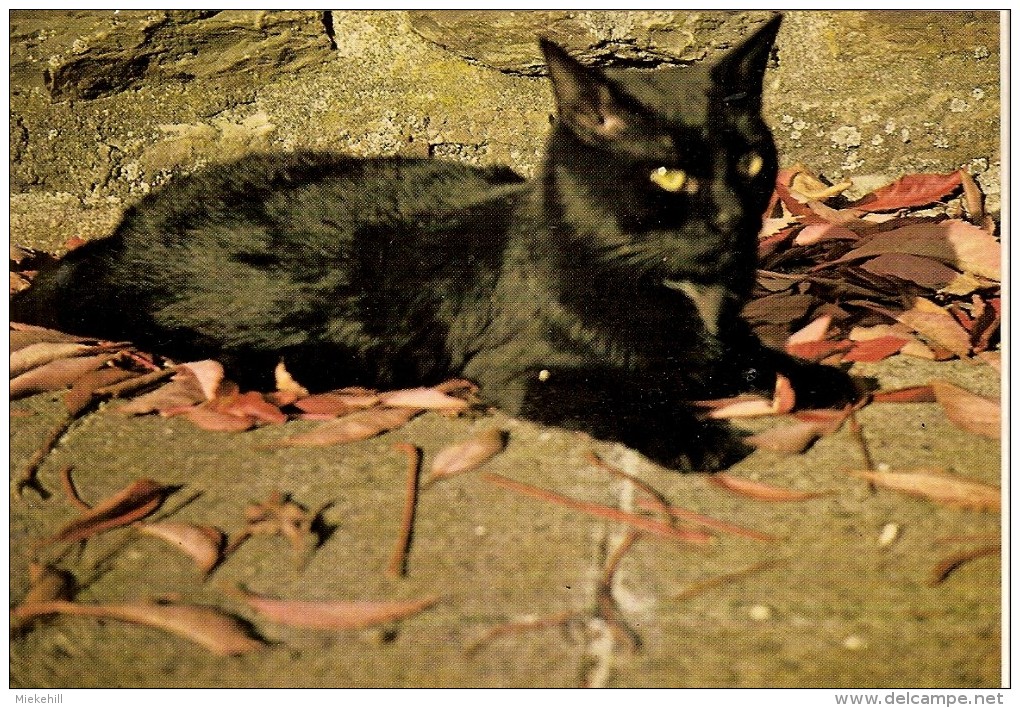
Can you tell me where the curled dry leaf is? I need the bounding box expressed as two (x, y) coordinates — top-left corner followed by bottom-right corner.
(11, 563), (76, 634)
(273, 407), (419, 447)
(210, 391), (288, 425)
(64, 367), (138, 416)
(11, 600), (264, 655)
(10, 342), (101, 378)
(708, 373), (795, 419)
(931, 380), (1001, 439)
(428, 428), (508, 482)
(11, 352), (117, 400)
(888, 299), (973, 359)
(36, 478), (172, 547)
(958, 170), (985, 223)
(136, 521), (226, 575)
(10, 323), (90, 351)
(274, 360), (309, 397)
(847, 468), (1000, 512)
(848, 171), (963, 212)
(226, 490), (325, 567)
(708, 473), (832, 502)
(482, 472), (712, 544)
(746, 420), (829, 455)
(170, 405), (255, 432)
(378, 386), (469, 411)
(929, 544), (1000, 586)
(118, 372), (207, 415)
(226, 586), (440, 631)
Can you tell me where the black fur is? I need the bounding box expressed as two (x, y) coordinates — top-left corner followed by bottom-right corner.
(11, 16), (855, 470)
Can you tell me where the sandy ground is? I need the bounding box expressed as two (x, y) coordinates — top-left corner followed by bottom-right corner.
(9, 352), (1002, 688)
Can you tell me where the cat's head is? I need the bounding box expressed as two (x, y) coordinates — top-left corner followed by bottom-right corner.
(540, 15), (782, 289)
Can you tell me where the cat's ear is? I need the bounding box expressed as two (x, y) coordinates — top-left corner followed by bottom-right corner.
(710, 14), (782, 103)
(540, 38), (632, 142)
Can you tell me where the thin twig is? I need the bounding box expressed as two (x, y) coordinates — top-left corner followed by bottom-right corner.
(465, 610), (580, 655)
(387, 443), (423, 578)
(14, 414), (75, 499)
(59, 466), (91, 511)
(672, 559), (780, 602)
(929, 545), (999, 586)
(847, 410), (875, 471)
(584, 451), (675, 525)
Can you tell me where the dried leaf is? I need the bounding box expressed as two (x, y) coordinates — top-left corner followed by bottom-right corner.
(786, 315), (832, 345)
(977, 351), (1001, 372)
(63, 367), (137, 416)
(870, 385), (936, 404)
(10, 352), (118, 400)
(136, 521), (226, 575)
(929, 545), (999, 586)
(848, 468), (1000, 511)
(785, 340), (853, 362)
(790, 171), (853, 201)
(293, 391), (380, 416)
(889, 299), (972, 358)
(746, 421), (828, 455)
(793, 223), (858, 246)
(832, 220), (1000, 281)
(226, 586), (440, 631)
(210, 391), (287, 425)
(273, 407), (419, 447)
(10, 323), (90, 351)
(849, 171), (963, 212)
(11, 600), (264, 655)
(842, 335), (909, 362)
(37, 478), (172, 546)
(859, 253), (961, 290)
(117, 373), (207, 415)
(428, 429), (508, 482)
(482, 472), (713, 544)
(388, 443), (423, 578)
(274, 361), (309, 397)
(170, 405), (255, 432)
(379, 386), (469, 411)
(708, 373), (795, 419)
(958, 170), (985, 223)
(10, 342), (103, 378)
(180, 360), (227, 401)
(708, 473), (832, 502)
(931, 380), (1001, 439)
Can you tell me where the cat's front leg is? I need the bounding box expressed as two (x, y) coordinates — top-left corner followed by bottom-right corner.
(482, 365), (750, 472)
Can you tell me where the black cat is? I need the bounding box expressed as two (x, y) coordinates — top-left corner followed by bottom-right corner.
(11, 15), (854, 470)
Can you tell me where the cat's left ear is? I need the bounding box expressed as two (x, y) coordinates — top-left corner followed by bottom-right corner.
(540, 38), (633, 142)
(710, 14), (782, 103)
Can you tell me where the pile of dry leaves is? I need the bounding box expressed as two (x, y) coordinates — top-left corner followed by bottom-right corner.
(9, 167), (1002, 662)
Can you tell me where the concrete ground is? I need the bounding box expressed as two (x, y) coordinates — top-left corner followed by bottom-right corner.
(9, 353), (1002, 687)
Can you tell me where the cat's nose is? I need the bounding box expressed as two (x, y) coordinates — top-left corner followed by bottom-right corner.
(710, 207), (742, 233)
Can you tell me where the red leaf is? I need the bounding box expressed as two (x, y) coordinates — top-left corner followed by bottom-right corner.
(785, 340), (853, 362)
(848, 468), (1000, 511)
(842, 335), (909, 362)
(931, 380), (1001, 439)
(274, 407), (419, 447)
(786, 315), (832, 345)
(482, 472), (713, 544)
(849, 171), (963, 212)
(10, 353), (118, 400)
(428, 428), (508, 482)
(870, 385), (936, 404)
(878, 299), (972, 359)
(37, 478), (171, 546)
(11, 600), (264, 655)
(708, 473), (832, 502)
(226, 586), (440, 631)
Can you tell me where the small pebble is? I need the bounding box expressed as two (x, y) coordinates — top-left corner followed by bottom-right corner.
(843, 635), (868, 650)
(473, 525), (487, 537)
(878, 522), (900, 547)
(747, 604), (773, 621)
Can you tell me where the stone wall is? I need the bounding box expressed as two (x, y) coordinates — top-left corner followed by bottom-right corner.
(9, 10), (1000, 251)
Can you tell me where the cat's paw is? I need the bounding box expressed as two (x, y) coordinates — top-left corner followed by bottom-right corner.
(657, 422), (752, 473)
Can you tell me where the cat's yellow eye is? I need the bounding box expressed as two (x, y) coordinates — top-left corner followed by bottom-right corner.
(649, 166), (687, 193)
(739, 153), (764, 178)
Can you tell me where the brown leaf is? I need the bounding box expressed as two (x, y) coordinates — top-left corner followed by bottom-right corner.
(785, 340), (853, 362)
(378, 386), (470, 411)
(482, 472), (713, 544)
(170, 405), (255, 432)
(842, 335), (909, 363)
(708, 473), (832, 502)
(831, 220), (1000, 281)
(746, 421), (828, 455)
(10, 323), (90, 350)
(10, 352), (118, 400)
(273, 407), (419, 447)
(931, 380), (1001, 439)
(117, 372), (207, 415)
(10, 342), (103, 378)
(226, 586), (440, 631)
(37, 478), (172, 546)
(859, 253), (961, 290)
(64, 367), (138, 416)
(428, 429), (508, 482)
(848, 171), (963, 212)
(848, 468), (1000, 511)
(210, 391), (287, 425)
(870, 385), (936, 404)
(889, 299), (972, 358)
(10, 600), (264, 655)
(929, 544), (999, 586)
(136, 521), (226, 575)
(293, 391), (379, 416)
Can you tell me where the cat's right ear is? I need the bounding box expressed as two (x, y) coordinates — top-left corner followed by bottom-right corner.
(540, 38), (631, 143)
